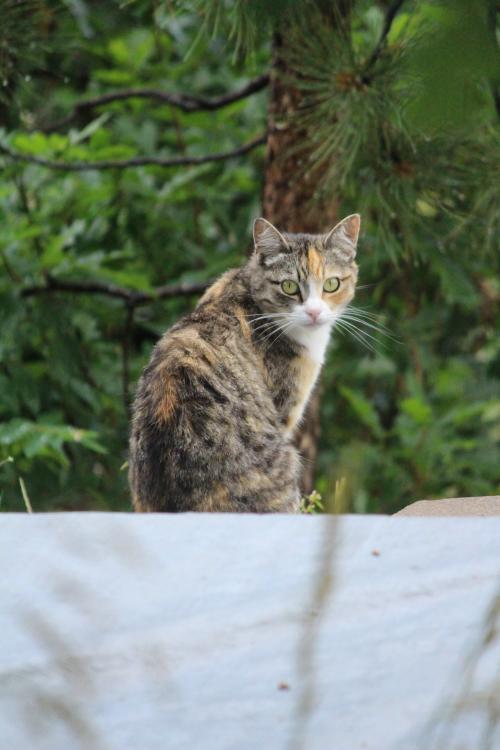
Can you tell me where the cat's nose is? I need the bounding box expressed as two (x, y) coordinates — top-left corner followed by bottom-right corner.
(306, 307), (321, 323)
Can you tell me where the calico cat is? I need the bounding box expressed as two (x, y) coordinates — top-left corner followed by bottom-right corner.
(129, 213), (360, 513)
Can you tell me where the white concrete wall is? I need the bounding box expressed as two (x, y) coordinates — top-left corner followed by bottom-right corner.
(1, 513), (499, 750)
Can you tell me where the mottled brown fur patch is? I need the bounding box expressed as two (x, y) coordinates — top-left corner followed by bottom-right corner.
(129, 221), (360, 514)
(244, 412), (266, 432)
(307, 246), (323, 278)
(154, 377), (177, 424)
(168, 327), (218, 370)
(326, 285), (352, 307)
(201, 483), (231, 512)
(198, 269), (236, 305)
(133, 494), (154, 512)
(234, 305), (252, 340)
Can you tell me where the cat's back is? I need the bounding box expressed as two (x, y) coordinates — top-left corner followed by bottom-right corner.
(136, 268), (263, 401)
(129, 269), (298, 513)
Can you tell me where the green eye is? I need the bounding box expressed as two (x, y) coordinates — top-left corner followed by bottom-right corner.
(323, 277), (340, 293)
(281, 279), (300, 295)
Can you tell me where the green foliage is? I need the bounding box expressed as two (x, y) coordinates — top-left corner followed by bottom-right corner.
(0, 0), (499, 512)
(300, 490), (325, 514)
(0, 2), (265, 510)
(284, 1), (499, 259)
(188, 0), (296, 59)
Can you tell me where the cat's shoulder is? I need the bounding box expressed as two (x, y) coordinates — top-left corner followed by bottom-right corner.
(197, 268), (242, 307)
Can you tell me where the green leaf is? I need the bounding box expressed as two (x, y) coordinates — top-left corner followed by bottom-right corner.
(400, 398), (433, 426)
(69, 113), (113, 146)
(339, 386), (383, 439)
(0, 419), (31, 445)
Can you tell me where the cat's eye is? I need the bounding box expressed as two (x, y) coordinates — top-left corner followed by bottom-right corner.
(281, 279), (300, 295)
(323, 277), (340, 293)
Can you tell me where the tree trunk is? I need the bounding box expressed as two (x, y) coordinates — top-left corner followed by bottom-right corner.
(261, 32), (339, 494)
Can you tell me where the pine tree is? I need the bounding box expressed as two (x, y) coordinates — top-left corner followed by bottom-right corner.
(194, 0), (499, 500)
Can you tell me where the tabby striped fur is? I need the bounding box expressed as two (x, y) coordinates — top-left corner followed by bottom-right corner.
(129, 214), (360, 512)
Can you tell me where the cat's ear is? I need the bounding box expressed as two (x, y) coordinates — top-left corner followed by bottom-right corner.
(324, 214), (361, 255)
(253, 218), (289, 255)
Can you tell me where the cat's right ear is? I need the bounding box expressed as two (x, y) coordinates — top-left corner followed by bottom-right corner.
(253, 218), (289, 255)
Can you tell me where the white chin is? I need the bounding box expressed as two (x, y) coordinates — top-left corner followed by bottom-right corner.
(303, 320), (326, 328)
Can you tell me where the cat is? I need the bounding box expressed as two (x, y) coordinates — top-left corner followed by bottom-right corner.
(129, 213), (360, 513)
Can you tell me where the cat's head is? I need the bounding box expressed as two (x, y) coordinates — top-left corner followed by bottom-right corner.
(249, 214), (360, 334)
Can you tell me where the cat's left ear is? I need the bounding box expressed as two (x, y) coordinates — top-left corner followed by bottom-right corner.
(253, 218), (289, 255)
(324, 214), (361, 255)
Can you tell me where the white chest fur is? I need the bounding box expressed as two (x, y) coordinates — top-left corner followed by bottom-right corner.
(289, 323), (332, 365)
(285, 324), (333, 435)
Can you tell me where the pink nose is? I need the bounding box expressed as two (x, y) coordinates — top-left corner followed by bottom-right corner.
(306, 308), (321, 323)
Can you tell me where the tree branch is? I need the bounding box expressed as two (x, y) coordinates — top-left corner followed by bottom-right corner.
(362, 0), (405, 80)
(488, 3), (500, 119)
(21, 276), (212, 306)
(0, 133), (266, 172)
(40, 74), (270, 133)
(122, 303), (135, 412)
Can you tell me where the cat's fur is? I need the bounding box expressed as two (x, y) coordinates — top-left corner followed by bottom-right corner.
(129, 214), (360, 512)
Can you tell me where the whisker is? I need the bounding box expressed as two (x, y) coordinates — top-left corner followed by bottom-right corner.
(348, 305), (389, 323)
(338, 317), (385, 347)
(343, 311), (391, 329)
(246, 311), (289, 318)
(258, 317), (294, 346)
(337, 327), (378, 355)
(254, 321), (286, 344)
(335, 319), (378, 354)
(250, 313), (293, 333)
(348, 306), (380, 318)
(344, 305), (399, 337)
(334, 319), (372, 350)
(264, 322), (296, 351)
(342, 319), (400, 344)
(252, 321), (280, 335)
(341, 314), (400, 343)
(247, 312), (289, 316)
(342, 326), (382, 353)
(246, 313), (289, 321)
(259, 320), (290, 345)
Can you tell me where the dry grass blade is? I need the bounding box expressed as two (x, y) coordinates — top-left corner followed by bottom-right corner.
(288, 480), (347, 750)
(18, 477), (33, 513)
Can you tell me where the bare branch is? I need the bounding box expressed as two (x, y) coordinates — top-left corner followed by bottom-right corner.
(0, 134), (266, 171)
(40, 74), (270, 133)
(362, 0), (405, 80)
(21, 276), (212, 306)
